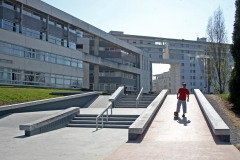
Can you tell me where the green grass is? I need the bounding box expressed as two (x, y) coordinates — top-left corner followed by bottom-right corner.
(218, 94), (229, 101)
(0, 86), (79, 106)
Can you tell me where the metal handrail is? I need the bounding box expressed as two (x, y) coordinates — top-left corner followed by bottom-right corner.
(96, 103), (112, 130)
(136, 87), (143, 108)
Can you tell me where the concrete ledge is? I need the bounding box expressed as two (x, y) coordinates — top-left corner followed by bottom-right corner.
(109, 86), (124, 108)
(194, 89), (230, 142)
(128, 89), (168, 141)
(19, 107), (79, 136)
(0, 91), (101, 116)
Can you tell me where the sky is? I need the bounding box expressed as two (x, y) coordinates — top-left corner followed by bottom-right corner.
(41, 0), (236, 75)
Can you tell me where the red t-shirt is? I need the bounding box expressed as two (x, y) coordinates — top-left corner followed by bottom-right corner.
(178, 88), (190, 101)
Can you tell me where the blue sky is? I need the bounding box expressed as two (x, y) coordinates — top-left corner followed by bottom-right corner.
(42, 0), (235, 42)
(41, 0), (235, 74)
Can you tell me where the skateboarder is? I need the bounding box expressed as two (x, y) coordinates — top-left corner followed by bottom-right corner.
(175, 83), (189, 118)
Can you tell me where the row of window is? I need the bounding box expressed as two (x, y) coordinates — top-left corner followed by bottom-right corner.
(98, 71), (136, 80)
(1, 0), (83, 36)
(0, 0), (20, 11)
(0, 41), (83, 68)
(181, 76), (203, 80)
(170, 43), (204, 49)
(181, 63), (196, 67)
(170, 49), (199, 54)
(0, 67), (83, 88)
(1, 19), (78, 49)
(98, 83), (135, 92)
(128, 40), (166, 46)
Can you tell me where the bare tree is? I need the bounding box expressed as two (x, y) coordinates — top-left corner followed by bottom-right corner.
(206, 7), (229, 94)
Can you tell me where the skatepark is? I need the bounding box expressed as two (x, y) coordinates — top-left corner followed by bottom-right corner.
(0, 88), (239, 160)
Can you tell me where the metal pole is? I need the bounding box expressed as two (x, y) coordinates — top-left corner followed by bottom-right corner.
(96, 118), (98, 130)
(101, 116), (103, 128)
(107, 110), (108, 122)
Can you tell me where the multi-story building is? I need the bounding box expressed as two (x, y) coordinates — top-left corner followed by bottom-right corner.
(110, 31), (232, 94)
(152, 72), (170, 93)
(0, 0), (150, 93)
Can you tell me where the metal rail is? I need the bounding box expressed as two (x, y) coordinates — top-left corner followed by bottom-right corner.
(96, 103), (112, 130)
(136, 87), (143, 108)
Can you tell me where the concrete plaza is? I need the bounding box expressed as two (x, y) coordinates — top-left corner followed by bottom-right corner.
(0, 95), (239, 160)
(106, 95), (240, 160)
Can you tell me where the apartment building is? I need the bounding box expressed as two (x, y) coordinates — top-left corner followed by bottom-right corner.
(110, 31), (232, 94)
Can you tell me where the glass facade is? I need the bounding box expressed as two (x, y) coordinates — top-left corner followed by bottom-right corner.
(0, 0), (84, 50)
(0, 66), (83, 88)
(0, 41), (83, 68)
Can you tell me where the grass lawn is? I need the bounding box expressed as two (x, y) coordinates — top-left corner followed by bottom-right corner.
(0, 86), (79, 106)
(218, 94), (229, 101)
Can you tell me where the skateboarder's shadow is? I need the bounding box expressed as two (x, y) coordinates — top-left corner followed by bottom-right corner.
(176, 117), (191, 126)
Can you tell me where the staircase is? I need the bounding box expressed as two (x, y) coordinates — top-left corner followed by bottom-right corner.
(68, 114), (139, 129)
(115, 94), (157, 108)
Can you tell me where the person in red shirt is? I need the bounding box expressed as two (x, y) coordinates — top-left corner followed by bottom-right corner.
(176, 83), (190, 118)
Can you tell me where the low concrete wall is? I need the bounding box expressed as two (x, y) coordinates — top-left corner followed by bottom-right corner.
(0, 91), (101, 116)
(128, 89), (168, 141)
(20, 107), (79, 136)
(109, 86), (124, 108)
(194, 89), (230, 142)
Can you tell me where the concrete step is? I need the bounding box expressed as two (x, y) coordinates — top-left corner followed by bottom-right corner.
(73, 117), (96, 120)
(68, 124), (130, 129)
(68, 123), (130, 129)
(73, 116), (137, 121)
(68, 114), (139, 129)
(68, 124), (96, 128)
(75, 114), (138, 118)
(75, 114), (98, 117)
(117, 101), (151, 105)
(104, 124), (130, 129)
(115, 105), (148, 108)
(70, 120), (134, 125)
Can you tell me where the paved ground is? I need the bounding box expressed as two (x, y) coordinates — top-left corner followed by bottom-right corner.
(106, 95), (240, 160)
(0, 95), (239, 160)
(0, 108), (145, 160)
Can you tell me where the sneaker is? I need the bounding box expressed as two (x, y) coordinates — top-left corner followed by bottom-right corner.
(182, 114), (185, 118)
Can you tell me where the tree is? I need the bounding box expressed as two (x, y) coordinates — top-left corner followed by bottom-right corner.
(206, 7), (229, 94)
(229, 0), (240, 111)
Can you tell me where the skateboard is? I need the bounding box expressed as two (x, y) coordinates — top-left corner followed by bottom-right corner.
(174, 112), (178, 120)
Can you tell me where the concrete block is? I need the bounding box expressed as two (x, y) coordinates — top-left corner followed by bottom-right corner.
(194, 89), (230, 141)
(19, 107), (79, 136)
(128, 89), (168, 140)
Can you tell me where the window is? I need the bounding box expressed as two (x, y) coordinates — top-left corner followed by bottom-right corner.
(76, 30), (83, 38)
(76, 44), (83, 49)
(32, 12), (41, 20)
(64, 57), (71, 66)
(3, 0), (14, 10)
(69, 26), (76, 34)
(71, 60), (78, 67)
(0, 41), (83, 68)
(36, 52), (45, 61)
(69, 41), (76, 49)
(155, 42), (162, 45)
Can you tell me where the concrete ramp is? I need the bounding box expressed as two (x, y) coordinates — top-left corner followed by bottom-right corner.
(86, 95), (111, 108)
(106, 95), (240, 160)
